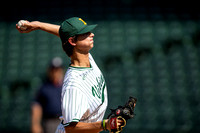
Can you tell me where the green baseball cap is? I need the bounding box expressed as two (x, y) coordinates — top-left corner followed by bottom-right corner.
(59, 17), (97, 44)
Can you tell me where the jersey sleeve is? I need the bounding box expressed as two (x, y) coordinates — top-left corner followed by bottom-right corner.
(61, 87), (89, 126)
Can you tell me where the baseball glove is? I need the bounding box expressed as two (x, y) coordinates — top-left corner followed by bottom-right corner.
(107, 96), (137, 133)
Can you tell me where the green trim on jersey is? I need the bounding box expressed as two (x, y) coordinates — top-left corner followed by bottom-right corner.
(69, 64), (92, 69)
(62, 118), (80, 126)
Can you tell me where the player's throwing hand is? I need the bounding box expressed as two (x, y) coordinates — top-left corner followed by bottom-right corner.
(16, 20), (39, 33)
(16, 20), (60, 36)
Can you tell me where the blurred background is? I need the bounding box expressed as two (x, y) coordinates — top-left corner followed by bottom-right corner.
(0, 0), (200, 133)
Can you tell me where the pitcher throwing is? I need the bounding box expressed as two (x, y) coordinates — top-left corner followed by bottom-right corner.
(16, 17), (136, 133)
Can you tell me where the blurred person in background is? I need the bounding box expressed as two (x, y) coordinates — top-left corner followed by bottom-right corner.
(31, 57), (65, 133)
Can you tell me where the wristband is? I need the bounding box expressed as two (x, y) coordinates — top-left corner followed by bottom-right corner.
(101, 119), (107, 131)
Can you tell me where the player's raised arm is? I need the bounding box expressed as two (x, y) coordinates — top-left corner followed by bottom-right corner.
(16, 20), (60, 37)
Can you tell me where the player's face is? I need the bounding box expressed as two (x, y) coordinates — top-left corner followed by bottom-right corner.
(75, 32), (94, 52)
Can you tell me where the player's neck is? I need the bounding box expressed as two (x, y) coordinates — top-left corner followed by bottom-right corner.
(70, 52), (90, 68)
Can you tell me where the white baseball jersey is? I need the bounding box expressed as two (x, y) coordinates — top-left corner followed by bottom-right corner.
(55, 53), (108, 133)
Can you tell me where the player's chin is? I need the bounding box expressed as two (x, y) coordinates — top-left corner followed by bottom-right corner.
(86, 44), (94, 51)
(90, 43), (94, 48)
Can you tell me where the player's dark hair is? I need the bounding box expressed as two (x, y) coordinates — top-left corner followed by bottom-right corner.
(62, 36), (77, 57)
(62, 42), (74, 57)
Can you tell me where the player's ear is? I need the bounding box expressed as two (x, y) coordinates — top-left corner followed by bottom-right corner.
(68, 37), (76, 46)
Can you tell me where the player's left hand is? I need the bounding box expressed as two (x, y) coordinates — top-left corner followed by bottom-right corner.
(107, 116), (126, 133)
(106, 97), (137, 133)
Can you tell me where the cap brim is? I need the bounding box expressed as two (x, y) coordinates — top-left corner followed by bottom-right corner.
(77, 24), (97, 35)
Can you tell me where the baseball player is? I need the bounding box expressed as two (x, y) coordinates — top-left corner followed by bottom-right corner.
(16, 17), (125, 133)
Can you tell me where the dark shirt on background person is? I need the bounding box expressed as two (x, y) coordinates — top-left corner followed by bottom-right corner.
(31, 57), (64, 133)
